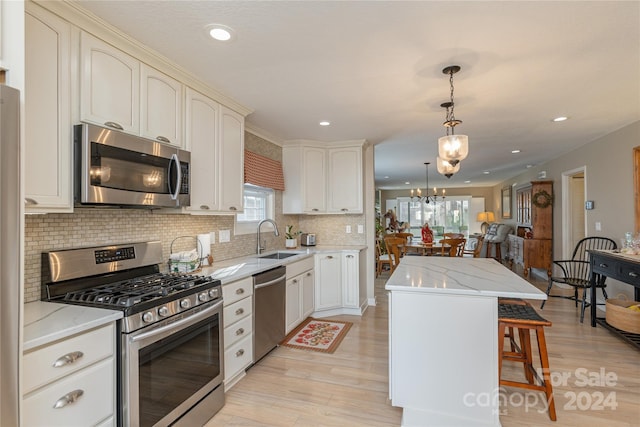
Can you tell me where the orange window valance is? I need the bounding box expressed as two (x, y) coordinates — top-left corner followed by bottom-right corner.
(244, 150), (285, 191)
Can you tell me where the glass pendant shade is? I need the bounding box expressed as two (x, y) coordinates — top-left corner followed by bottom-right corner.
(438, 134), (469, 166)
(436, 156), (460, 178)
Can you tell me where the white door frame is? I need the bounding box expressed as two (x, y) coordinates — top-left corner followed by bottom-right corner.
(561, 166), (587, 259)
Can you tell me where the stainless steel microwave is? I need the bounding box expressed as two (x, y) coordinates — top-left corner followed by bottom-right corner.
(74, 123), (190, 208)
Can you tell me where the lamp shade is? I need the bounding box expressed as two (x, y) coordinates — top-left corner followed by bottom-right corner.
(436, 156), (460, 178)
(438, 134), (469, 165)
(476, 211), (495, 223)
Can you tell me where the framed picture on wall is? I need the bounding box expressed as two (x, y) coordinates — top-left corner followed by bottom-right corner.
(501, 186), (512, 219)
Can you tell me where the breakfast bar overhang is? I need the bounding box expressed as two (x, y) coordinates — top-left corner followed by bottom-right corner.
(385, 257), (547, 427)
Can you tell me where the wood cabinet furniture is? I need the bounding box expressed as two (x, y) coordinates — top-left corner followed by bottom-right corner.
(285, 257), (315, 334)
(184, 88), (245, 214)
(24, 4), (73, 213)
(23, 323), (116, 426)
(282, 141), (365, 214)
(517, 181), (554, 277)
(221, 277), (254, 390)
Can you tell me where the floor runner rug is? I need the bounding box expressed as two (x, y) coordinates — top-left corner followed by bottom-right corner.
(280, 317), (352, 354)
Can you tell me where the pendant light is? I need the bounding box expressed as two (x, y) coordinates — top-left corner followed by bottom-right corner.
(436, 156), (460, 179)
(438, 65), (469, 167)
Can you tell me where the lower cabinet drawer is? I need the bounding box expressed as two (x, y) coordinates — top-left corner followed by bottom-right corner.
(224, 334), (253, 381)
(23, 357), (114, 427)
(224, 315), (253, 348)
(223, 296), (252, 328)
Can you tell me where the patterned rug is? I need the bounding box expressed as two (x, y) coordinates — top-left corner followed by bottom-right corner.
(280, 318), (352, 353)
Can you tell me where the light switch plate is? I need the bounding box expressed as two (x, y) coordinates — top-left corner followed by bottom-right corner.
(219, 230), (231, 242)
(595, 222), (602, 231)
(346, 225), (352, 234)
(357, 224), (364, 234)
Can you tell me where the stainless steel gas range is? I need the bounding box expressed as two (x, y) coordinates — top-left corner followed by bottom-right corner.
(41, 241), (224, 427)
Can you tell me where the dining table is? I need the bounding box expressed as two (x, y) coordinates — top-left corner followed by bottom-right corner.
(401, 240), (451, 256)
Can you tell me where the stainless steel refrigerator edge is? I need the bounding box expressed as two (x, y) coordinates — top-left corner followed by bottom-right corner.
(0, 85), (22, 426)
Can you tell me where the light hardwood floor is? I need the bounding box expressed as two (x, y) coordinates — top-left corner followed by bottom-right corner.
(206, 265), (639, 426)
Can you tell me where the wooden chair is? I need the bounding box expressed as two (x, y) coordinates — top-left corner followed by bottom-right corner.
(498, 303), (556, 421)
(435, 238), (466, 257)
(541, 236), (617, 322)
(375, 239), (392, 277)
(383, 236), (405, 273)
(393, 232), (414, 256)
(443, 232), (464, 239)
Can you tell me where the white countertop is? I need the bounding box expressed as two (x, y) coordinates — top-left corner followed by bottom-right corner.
(200, 245), (365, 284)
(23, 301), (122, 352)
(385, 256), (547, 299)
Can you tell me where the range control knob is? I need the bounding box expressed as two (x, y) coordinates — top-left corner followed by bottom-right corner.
(208, 289), (219, 299)
(180, 299), (191, 309)
(158, 306), (170, 317)
(142, 312), (154, 323)
(198, 292), (208, 302)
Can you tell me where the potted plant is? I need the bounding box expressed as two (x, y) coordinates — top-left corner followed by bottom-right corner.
(285, 225), (302, 248)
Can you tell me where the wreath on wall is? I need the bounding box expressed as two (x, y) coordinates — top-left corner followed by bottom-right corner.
(532, 189), (553, 208)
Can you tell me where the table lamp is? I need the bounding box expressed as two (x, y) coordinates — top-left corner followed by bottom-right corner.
(477, 211), (495, 234)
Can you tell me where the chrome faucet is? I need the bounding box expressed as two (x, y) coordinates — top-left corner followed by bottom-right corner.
(256, 219), (280, 254)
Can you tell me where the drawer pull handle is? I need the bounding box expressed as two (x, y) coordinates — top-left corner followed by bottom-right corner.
(235, 288), (245, 295)
(229, 206), (238, 211)
(53, 389), (84, 409)
(200, 205), (210, 210)
(347, 255), (354, 258)
(629, 272), (638, 278)
(156, 135), (171, 144)
(235, 308), (244, 316)
(599, 263), (608, 268)
(235, 327), (245, 336)
(25, 198), (38, 205)
(53, 351), (84, 368)
(235, 349), (245, 357)
(311, 208), (319, 212)
(104, 121), (123, 130)
(326, 255), (333, 259)
(341, 208), (348, 212)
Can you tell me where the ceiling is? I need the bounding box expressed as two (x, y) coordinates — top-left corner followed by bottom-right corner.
(72, 0), (640, 190)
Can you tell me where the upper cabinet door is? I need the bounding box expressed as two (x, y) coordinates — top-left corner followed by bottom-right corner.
(218, 105), (244, 213)
(24, 6), (73, 213)
(327, 147), (363, 213)
(80, 31), (139, 134)
(140, 64), (183, 147)
(302, 147), (326, 213)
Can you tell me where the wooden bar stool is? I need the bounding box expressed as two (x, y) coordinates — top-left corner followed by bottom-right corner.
(498, 303), (556, 421)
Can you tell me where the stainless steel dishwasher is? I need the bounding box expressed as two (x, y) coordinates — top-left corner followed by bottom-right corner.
(253, 266), (286, 363)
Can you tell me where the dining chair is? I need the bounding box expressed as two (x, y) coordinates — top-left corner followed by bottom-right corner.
(540, 236), (617, 322)
(383, 236), (405, 273)
(443, 232), (464, 239)
(375, 239), (392, 277)
(393, 232), (414, 257)
(434, 238), (466, 257)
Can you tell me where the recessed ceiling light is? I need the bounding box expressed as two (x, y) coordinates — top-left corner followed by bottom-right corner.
(205, 24), (235, 41)
(483, 171), (490, 175)
(319, 121), (330, 126)
(404, 181), (410, 185)
(552, 116), (568, 122)
(384, 176), (390, 179)
(512, 149), (521, 154)
(526, 164), (533, 168)
(464, 180), (471, 184)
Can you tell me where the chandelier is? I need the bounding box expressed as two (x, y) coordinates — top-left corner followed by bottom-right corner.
(438, 65), (469, 168)
(410, 162), (445, 204)
(436, 156), (460, 179)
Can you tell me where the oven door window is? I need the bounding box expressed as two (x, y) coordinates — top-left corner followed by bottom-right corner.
(138, 314), (221, 427)
(91, 142), (179, 194)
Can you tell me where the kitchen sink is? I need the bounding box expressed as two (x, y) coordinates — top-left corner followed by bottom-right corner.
(258, 252), (300, 260)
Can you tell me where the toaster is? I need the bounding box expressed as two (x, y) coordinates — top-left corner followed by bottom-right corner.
(300, 233), (316, 246)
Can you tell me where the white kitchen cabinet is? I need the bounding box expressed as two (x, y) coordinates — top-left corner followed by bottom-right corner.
(283, 141), (364, 214)
(80, 31), (140, 134)
(341, 251), (359, 308)
(221, 276), (253, 390)
(184, 87), (219, 213)
(314, 252), (342, 311)
(327, 147), (363, 213)
(24, 4), (73, 213)
(22, 323), (116, 427)
(140, 64), (183, 147)
(285, 257), (315, 334)
(184, 89), (245, 214)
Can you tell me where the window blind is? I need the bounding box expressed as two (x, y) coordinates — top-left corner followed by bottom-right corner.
(244, 150), (285, 191)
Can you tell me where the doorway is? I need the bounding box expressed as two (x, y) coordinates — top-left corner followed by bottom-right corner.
(562, 167), (587, 258)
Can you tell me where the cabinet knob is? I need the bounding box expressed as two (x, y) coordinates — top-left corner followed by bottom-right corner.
(235, 327), (245, 336)
(229, 206), (238, 211)
(235, 308), (244, 316)
(306, 272), (312, 277)
(235, 349), (245, 357)
(341, 208), (348, 212)
(103, 121), (123, 130)
(156, 135), (171, 144)
(235, 288), (245, 295)
(346, 255), (354, 258)
(52, 351), (84, 368)
(293, 279), (298, 284)
(53, 389), (84, 409)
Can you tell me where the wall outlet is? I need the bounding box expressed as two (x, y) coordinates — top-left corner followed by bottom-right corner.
(346, 225), (352, 234)
(357, 224), (364, 234)
(219, 229), (231, 242)
(595, 222), (602, 231)
(209, 231), (216, 244)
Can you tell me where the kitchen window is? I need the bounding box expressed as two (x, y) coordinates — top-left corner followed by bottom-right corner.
(235, 184), (275, 235)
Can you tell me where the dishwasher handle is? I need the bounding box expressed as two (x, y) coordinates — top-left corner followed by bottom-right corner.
(254, 275), (286, 290)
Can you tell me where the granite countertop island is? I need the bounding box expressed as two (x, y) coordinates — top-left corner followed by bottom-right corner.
(386, 256), (546, 427)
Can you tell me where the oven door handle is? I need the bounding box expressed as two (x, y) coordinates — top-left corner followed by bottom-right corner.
(130, 300), (223, 344)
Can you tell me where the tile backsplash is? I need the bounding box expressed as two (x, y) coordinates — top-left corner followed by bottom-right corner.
(24, 205), (366, 302)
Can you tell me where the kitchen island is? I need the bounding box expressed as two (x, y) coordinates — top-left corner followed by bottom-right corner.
(385, 256), (546, 427)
